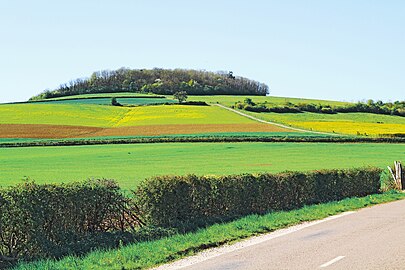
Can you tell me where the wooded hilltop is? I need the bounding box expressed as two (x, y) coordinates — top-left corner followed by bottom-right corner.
(30, 68), (269, 100)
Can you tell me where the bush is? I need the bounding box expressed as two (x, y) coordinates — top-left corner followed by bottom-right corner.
(136, 168), (382, 228)
(0, 179), (143, 264)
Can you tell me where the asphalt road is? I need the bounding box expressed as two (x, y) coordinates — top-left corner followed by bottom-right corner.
(181, 199), (405, 270)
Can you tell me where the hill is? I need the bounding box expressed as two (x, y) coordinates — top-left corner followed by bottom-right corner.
(2, 93), (405, 139)
(30, 68), (269, 100)
(0, 102), (294, 139)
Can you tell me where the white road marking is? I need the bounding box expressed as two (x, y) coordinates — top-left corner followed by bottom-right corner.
(153, 211), (354, 270)
(320, 256), (345, 268)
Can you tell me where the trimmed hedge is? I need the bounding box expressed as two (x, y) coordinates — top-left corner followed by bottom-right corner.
(0, 167), (382, 266)
(0, 180), (145, 264)
(136, 168), (382, 228)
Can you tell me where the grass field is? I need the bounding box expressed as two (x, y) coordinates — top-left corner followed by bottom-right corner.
(1, 142), (403, 188)
(241, 110), (405, 136)
(33, 92), (161, 101)
(34, 92), (349, 106)
(187, 95), (351, 107)
(37, 97), (176, 105)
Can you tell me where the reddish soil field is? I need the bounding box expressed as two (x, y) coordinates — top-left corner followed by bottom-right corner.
(0, 123), (295, 139)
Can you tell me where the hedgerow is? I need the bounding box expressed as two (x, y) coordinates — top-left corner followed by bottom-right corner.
(1, 136), (405, 148)
(234, 99), (405, 117)
(0, 180), (148, 266)
(0, 167), (382, 267)
(136, 168), (381, 228)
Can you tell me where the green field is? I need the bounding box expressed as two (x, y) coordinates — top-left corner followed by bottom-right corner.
(33, 92), (161, 101)
(187, 95), (351, 107)
(34, 92), (350, 106)
(1, 142), (403, 188)
(37, 97), (176, 105)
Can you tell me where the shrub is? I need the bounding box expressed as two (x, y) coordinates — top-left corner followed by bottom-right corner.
(111, 97), (122, 106)
(136, 168), (382, 228)
(0, 179), (143, 263)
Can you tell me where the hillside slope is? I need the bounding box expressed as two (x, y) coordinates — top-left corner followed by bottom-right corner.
(0, 103), (295, 138)
(1, 93), (404, 139)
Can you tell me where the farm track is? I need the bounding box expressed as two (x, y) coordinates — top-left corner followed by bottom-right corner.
(213, 104), (342, 136)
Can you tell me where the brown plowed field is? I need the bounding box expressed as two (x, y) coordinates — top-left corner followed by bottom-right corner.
(0, 124), (103, 138)
(94, 123), (294, 136)
(0, 123), (295, 139)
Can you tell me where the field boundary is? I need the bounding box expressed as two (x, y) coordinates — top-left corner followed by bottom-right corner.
(213, 104), (342, 136)
(1, 135), (405, 148)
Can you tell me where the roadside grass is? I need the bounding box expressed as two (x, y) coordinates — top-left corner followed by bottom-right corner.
(13, 192), (405, 270)
(240, 110), (405, 136)
(0, 142), (404, 188)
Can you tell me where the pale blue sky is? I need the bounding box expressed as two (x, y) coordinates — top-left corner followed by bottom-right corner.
(0, 0), (404, 103)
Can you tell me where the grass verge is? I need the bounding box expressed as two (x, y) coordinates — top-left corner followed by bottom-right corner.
(13, 191), (405, 270)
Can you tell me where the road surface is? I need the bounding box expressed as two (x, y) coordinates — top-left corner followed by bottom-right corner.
(158, 199), (405, 270)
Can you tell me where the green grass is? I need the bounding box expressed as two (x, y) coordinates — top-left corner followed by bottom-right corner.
(241, 110), (405, 136)
(13, 192), (405, 270)
(186, 95), (351, 107)
(1, 142), (404, 188)
(0, 104), (254, 128)
(37, 97), (176, 105)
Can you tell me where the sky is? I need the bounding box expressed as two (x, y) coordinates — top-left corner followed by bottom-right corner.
(0, 0), (404, 103)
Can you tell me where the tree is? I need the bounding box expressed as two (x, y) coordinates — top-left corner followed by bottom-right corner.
(174, 91), (188, 103)
(244, 98), (255, 106)
(111, 97), (122, 106)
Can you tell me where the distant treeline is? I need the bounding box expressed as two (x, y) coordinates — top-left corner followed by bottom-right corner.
(30, 68), (269, 100)
(236, 98), (405, 117)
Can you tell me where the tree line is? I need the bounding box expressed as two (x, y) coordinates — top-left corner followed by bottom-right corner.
(30, 68), (269, 100)
(236, 98), (405, 117)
